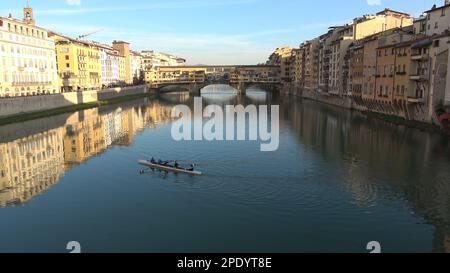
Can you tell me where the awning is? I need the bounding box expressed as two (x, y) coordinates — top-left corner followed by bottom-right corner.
(411, 39), (432, 49)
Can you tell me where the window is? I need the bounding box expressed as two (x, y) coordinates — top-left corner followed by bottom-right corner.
(66, 63), (70, 68)
(434, 40), (440, 47)
(65, 55), (69, 60)
(435, 22), (439, 29)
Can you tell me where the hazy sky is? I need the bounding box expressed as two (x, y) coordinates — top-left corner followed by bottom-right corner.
(0, 0), (442, 64)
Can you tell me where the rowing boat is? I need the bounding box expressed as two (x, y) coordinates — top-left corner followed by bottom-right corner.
(138, 160), (203, 176)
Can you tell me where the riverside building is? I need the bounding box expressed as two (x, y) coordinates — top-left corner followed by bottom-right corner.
(0, 2), (59, 97)
(50, 32), (102, 92)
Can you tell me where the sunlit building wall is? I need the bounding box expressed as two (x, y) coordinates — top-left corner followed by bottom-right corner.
(0, 4), (59, 97)
(51, 33), (102, 92)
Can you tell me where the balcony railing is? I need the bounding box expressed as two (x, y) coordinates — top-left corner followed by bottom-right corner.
(411, 53), (429, 61)
(12, 81), (53, 86)
(410, 74), (428, 81)
(407, 96), (425, 103)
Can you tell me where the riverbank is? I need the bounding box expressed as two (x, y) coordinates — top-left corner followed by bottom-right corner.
(292, 90), (445, 135)
(0, 92), (155, 126)
(0, 85), (150, 118)
(364, 111), (442, 133)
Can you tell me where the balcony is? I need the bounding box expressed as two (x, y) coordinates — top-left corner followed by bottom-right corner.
(410, 74), (428, 81)
(411, 53), (429, 61)
(407, 89), (426, 103)
(407, 96), (425, 104)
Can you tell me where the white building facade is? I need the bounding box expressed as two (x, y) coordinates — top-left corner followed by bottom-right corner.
(99, 45), (121, 87)
(130, 51), (143, 83)
(425, 1), (450, 36)
(141, 50), (186, 70)
(0, 5), (58, 97)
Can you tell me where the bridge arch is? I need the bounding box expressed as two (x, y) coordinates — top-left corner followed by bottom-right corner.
(236, 82), (281, 94)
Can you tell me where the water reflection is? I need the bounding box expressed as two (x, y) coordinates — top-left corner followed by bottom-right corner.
(0, 127), (64, 207)
(201, 84), (237, 104)
(246, 87), (268, 102)
(280, 96), (450, 253)
(0, 98), (174, 207)
(0, 91), (449, 252)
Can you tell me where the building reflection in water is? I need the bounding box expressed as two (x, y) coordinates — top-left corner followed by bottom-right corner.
(0, 92), (449, 252)
(280, 96), (450, 253)
(0, 98), (174, 207)
(0, 127), (65, 207)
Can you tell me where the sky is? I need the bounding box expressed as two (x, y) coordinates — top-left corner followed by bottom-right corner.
(0, 0), (443, 64)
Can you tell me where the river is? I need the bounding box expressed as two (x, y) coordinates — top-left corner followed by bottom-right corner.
(0, 85), (449, 253)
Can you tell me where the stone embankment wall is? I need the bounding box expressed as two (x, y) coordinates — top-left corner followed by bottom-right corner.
(0, 85), (149, 118)
(290, 87), (435, 124)
(300, 89), (353, 109)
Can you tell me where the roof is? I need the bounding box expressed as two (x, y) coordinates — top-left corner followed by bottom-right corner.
(411, 38), (432, 49)
(49, 31), (101, 48)
(413, 16), (427, 22)
(377, 43), (397, 50)
(393, 39), (417, 48)
(113, 40), (129, 44)
(376, 8), (411, 17)
(410, 32), (450, 48)
(424, 4), (450, 13)
(0, 16), (50, 33)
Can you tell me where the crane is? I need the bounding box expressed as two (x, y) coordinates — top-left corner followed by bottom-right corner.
(77, 29), (103, 40)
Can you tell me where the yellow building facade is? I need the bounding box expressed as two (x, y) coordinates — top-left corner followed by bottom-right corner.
(113, 41), (132, 84)
(353, 9), (413, 40)
(50, 33), (102, 92)
(118, 54), (126, 83)
(64, 110), (106, 164)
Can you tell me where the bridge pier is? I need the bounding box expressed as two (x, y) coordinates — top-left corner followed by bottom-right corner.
(232, 82), (247, 95)
(188, 83), (207, 96)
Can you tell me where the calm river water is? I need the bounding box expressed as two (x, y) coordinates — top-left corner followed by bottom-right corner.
(0, 85), (449, 253)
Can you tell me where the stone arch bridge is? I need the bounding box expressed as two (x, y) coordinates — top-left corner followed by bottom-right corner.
(147, 65), (281, 95)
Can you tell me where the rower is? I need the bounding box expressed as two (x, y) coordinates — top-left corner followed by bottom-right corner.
(174, 161), (180, 169)
(150, 157), (156, 164)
